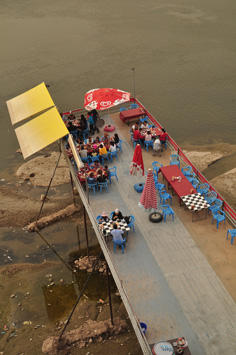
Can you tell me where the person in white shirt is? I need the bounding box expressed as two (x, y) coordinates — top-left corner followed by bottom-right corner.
(141, 121), (149, 131)
(79, 145), (88, 158)
(153, 137), (161, 157)
(109, 141), (117, 152)
(111, 224), (124, 243)
(145, 131), (152, 141)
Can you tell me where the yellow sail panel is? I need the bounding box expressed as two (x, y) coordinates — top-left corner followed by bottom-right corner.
(6, 82), (54, 125)
(15, 107), (69, 159)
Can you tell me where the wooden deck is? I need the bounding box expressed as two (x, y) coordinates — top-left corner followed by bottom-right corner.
(86, 112), (236, 355)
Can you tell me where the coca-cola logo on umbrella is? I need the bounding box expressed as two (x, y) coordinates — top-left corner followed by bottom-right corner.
(84, 88), (130, 111)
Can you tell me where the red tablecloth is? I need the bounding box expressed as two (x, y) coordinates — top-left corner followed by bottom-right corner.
(160, 165), (197, 203)
(120, 108), (145, 123)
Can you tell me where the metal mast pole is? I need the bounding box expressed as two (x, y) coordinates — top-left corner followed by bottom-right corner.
(131, 67), (135, 103)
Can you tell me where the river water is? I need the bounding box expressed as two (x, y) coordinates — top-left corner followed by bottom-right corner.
(1, 0), (236, 174)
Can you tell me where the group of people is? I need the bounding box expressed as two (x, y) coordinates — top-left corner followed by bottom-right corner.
(131, 120), (167, 156)
(87, 165), (110, 184)
(98, 209), (131, 242)
(63, 109), (100, 137)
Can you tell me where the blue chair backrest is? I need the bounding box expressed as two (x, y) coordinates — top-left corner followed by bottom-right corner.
(212, 208), (225, 217)
(152, 161), (163, 169)
(96, 215), (103, 223)
(110, 211), (115, 219)
(109, 167), (117, 175)
(120, 107), (127, 112)
(98, 181), (108, 186)
(181, 166), (192, 175)
(130, 103), (138, 109)
(129, 215), (135, 224)
(170, 154), (180, 163)
(211, 199), (222, 210)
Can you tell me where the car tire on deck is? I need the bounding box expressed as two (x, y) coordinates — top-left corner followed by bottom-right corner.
(149, 212), (163, 223)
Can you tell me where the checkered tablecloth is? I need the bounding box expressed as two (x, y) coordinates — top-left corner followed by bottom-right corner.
(99, 219), (130, 235)
(181, 193), (210, 211)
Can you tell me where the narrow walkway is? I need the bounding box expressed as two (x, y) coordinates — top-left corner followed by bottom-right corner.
(88, 117), (236, 355)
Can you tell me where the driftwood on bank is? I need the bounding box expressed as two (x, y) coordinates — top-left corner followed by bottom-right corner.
(27, 204), (80, 232)
(42, 317), (129, 354)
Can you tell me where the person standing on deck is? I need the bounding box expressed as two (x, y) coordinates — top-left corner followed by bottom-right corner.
(92, 109), (100, 133)
(88, 111), (95, 135)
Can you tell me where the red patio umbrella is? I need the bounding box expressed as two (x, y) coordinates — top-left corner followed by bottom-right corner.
(138, 169), (158, 212)
(130, 144), (144, 177)
(84, 88), (130, 111)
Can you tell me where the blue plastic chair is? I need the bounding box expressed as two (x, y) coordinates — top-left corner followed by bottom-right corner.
(155, 181), (165, 191)
(181, 166), (193, 176)
(81, 157), (91, 165)
(208, 199), (222, 214)
(88, 182), (97, 195)
(98, 181), (109, 193)
(130, 103), (139, 109)
(139, 115), (149, 124)
(186, 172), (197, 183)
(170, 154), (180, 169)
(110, 151), (118, 162)
(90, 155), (100, 164)
(197, 183), (210, 196)
(96, 215), (103, 223)
(191, 178), (199, 189)
(162, 205), (174, 222)
(211, 209), (226, 229)
(109, 211), (115, 219)
(109, 167), (118, 184)
(144, 140), (153, 152)
(113, 237), (126, 254)
(152, 161), (163, 177)
(117, 139), (123, 153)
(133, 139), (142, 148)
(204, 191), (217, 205)
(159, 189), (172, 205)
(226, 229), (236, 245)
(120, 107), (127, 112)
(70, 129), (78, 140)
(128, 215), (135, 232)
(140, 322), (147, 335)
(129, 129), (134, 142)
(100, 153), (110, 165)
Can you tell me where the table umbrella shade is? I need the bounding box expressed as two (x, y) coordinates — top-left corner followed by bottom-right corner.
(130, 144), (144, 177)
(84, 88), (130, 111)
(138, 169), (158, 212)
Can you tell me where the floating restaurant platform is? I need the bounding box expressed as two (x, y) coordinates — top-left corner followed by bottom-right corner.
(63, 101), (236, 355)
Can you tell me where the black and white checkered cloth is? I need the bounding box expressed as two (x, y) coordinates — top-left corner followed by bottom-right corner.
(99, 219), (130, 235)
(181, 193), (210, 211)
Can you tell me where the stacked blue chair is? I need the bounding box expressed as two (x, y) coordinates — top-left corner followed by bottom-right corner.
(162, 205), (174, 222)
(110, 151), (118, 162)
(197, 183), (210, 196)
(208, 199), (222, 214)
(159, 189), (172, 205)
(226, 229), (236, 245)
(109, 167), (118, 183)
(186, 172), (197, 184)
(170, 154), (180, 169)
(130, 103), (139, 109)
(204, 191), (217, 205)
(98, 181), (109, 193)
(144, 140), (154, 152)
(152, 161), (163, 177)
(211, 209), (226, 229)
(128, 215), (135, 232)
(100, 153), (110, 165)
(113, 237), (126, 254)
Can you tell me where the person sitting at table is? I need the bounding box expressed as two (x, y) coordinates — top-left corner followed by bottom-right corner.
(97, 171), (107, 183)
(131, 121), (139, 133)
(109, 141), (117, 152)
(111, 209), (124, 221)
(111, 223), (124, 243)
(68, 111), (76, 121)
(98, 211), (110, 223)
(104, 165), (110, 178)
(99, 144), (108, 156)
(87, 172), (96, 185)
(160, 128), (167, 148)
(84, 136), (94, 145)
(103, 132), (110, 143)
(79, 145), (88, 159)
(113, 133), (120, 144)
(90, 161), (100, 170)
(145, 130), (152, 141)
(133, 128), (145, 145)
(141, 121), (149, 131)
(94, 136), (101, 143)
(75, 137), (84, 147)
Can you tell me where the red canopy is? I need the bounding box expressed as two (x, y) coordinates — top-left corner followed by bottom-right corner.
(138, 169), (158, 212)
(130, 144), (144, 177)
(84, 88), (130, 111)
